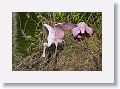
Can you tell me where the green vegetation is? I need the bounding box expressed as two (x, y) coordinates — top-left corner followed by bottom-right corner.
(12, 12), (102, 71)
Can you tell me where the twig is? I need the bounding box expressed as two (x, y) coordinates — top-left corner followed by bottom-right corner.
(86, 13), (93, 23)
(18, 15), (27, 37)
(14, 58), (28, 70)
(35, 21), (41, 31)
(79, 13), (86, 22)
(38, 13), (47, 21)
(23, 20), (28, 31)
(14, 52), (37, 70)
(30, 18), (38, 25)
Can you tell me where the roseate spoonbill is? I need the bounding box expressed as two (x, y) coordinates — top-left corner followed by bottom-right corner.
(42, 23), (77, 57)
(55, 22), (93, 39)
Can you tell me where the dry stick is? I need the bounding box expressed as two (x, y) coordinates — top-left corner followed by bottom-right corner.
(36, 16), (46, 30)
(18, 16), (25, 35)
(14, 58), (28, 70)
(18, 15), (28, 37)
(35, 21), (41, 31)
(79, 13), (86, 21)
(23, 20), (28, 32)
(14, 52), (39, 70)
(22, 52), (42, 70)
(35, 20), (42, 37)
(22, 52), (43, 70)
(38, 13), (47, 21)
(30, 18), (38, 25)
(22, 20), (28, 37)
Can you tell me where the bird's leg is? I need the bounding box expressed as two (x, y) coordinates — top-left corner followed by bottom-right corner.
(41, 42), (48, 57)
(53, 42), (58, 58)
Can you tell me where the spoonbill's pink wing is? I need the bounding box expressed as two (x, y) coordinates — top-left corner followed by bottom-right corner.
(55, 27), (64, 39)
(55, 23), (77, 30)
(43, 24), (55, 46)
(44, 26), (49, 34)
(71, 27), (81, 37)
(85, 26), (93, 36)
(43, 24), (55, 35)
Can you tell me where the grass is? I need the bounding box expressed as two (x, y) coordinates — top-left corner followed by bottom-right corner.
(12, 12), (102, 71)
